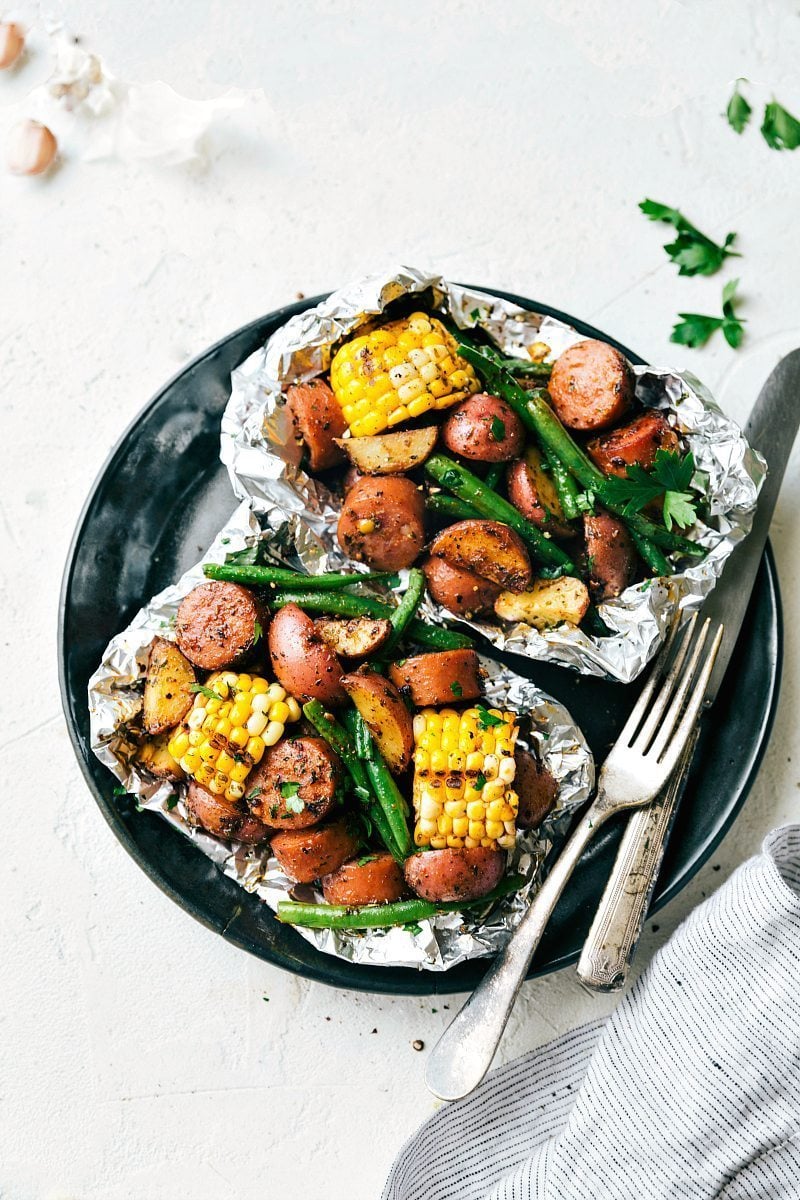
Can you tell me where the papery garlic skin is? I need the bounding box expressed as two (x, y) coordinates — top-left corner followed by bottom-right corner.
(6, 120), (58, 176)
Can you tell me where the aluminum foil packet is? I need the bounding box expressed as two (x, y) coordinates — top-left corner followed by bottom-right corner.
(88, 500), (594, 971)
(220, 266), (766, 683)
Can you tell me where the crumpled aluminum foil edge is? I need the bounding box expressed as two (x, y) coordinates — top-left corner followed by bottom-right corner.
(219, 266), (766, 683)
(88, 500), (595, 972)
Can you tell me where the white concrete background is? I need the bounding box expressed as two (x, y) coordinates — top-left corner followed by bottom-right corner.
(2, 2), (799, 1197)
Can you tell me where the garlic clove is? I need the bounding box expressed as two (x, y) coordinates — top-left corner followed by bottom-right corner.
(0, 21), (24, 69)
(7, 120), (58, 176)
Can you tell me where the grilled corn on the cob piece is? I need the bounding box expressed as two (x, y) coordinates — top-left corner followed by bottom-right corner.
(329, 312), (481, 437)
(411, 706), (519, 851)
(167, 672), (301, 803)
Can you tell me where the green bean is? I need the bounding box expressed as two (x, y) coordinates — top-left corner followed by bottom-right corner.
(483, 463), (504, 491)
(424, 453), (576, 573)
(351, 712), (412, 856)
(203, 562), (397, 589)
(628, 527), (672, 577)
(267, 590), (474, 651)
(426, 493), (483, 521)
(384, 568), (425, 654)
(458, 341), (704, 559)
(541, 446), (583, 523)
(582, 605), (614, 638)
(500, 357), (552, 379)
(276, 873), (528, 929)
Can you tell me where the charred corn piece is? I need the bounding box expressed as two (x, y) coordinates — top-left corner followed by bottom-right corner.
(167, 672), (301, 803)
(411, 706), (519, 851)
(329, 311), (481, 437)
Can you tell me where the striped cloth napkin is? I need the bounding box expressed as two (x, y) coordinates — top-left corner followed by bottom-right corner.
(383, 826), (800, 1200)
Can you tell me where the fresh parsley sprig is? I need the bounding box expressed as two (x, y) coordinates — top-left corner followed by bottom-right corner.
(670, 279), (745, 350)
(603, 449), (698, 532)
(761, 98), (800, 151)
(639, 199), (739, 277)
(726, 80), (752, 134)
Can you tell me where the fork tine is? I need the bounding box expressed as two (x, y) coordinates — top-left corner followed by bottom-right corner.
(617, 610), (688, 748)
(657, 624), (724, 779)
(629, 613), (698, 752)
(649, 618), (712, 761)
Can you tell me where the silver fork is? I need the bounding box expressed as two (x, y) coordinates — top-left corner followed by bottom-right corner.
(425, 613), (724, 1102)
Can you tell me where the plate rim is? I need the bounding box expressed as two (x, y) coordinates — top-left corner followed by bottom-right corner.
(58, 288), (783, 995)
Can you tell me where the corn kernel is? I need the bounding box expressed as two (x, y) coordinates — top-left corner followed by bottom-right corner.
(286, 697), (301, 722)
(246, 711), (268, 737)
(269, 701), (290, 725)
(170, 731), (189, 757)
(216, 750), (234, 775)
(251, 677), (269, 694)
(229, 762), (250, 784)
(247, 735), (266, 763)
(264, 721), (283, 747)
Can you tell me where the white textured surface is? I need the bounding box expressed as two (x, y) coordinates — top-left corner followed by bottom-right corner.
(1, 3), (799, 1197)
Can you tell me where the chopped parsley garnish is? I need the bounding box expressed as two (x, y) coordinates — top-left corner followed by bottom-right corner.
(469, 307), (481, 321)
(284, 795), (305, 814)
(475, 771), (487, 790)
(253, 619), (263, 645)
(245, 786), (262, 802)
(490, 416), (506, 442)
(726, 80), (752, 134)
(223, 543), (260, 566)
(280, 781), (301, 799)
(475, 704), (503, 729)
(670, 278), (745, 350)
(450, 681), (463, 697)
(404, 922), (423, 936)
(639, 198), (738, 276)
(603, 449), (698, 531)
(113, 785), (127, 796)
(761, 98), (800, 150)
(357, 854), (378, 867)
(165, 795), (179, 811)
(190, 683), (223, 702)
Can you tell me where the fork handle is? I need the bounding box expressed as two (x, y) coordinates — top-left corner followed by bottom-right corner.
(576, 729), (698, 991)
(425, 791), (614, 1102)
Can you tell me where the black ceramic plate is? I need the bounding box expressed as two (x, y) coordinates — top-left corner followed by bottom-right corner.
(59, 289), (782, 995)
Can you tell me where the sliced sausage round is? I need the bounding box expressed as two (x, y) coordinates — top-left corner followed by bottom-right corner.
(337, 475), (425, 571)
(548, 339), (633, 432)
(270, 818), (361, 883)
(507, 459), (574, 538)
(246, 736), (341, 829)
(185, 779), (269, 844)
(322, 852), (407, 906)
(388, 649), (482, 708)
(422, 556), (501, 618)
(514, 749), (558, 830)
(587, 411), (680, 478)
(584, 510), (637, 601)
(285, 378), (347, 471)
(175, 582), (262, 671)
(404, 847), (506, 903)
(441, 394), (525, 462)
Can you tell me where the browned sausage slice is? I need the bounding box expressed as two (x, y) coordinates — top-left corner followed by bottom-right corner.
(388, 649), (482, 708)
(270, 818), (361, 883)
(285, 379), (347, 471)
(514, 749), (558, 829)
(247, 736), (342, 829)
(441, 394), (525, 462)
(337, 476), (425, 571)
(587, 411), (680, 478)
(175, 581), (262, 671)
(422, 556), (501, 618)
(584, 510), (637, 601)
(186, 779), (269, 844)
(322, 852), (407, 905)
(548, 339), (633, 432)
(404, 847), (506, 902)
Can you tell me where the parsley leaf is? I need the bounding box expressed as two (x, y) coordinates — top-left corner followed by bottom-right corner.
(284, 795), (305, 814)
(490, 416), (506, 442)
(670, 279), (745, 349)
(475, 704), (503, 730)
(726, 80), (752, 134)
(245, 786), (262, 802)
(190, 683), (223, 702)
(357, 854), (378, 867)
(404, 922), (423, 936)
(223, 543), (260, 566)
(639, 198), (739, 276)
(280, 781), (300, 799)
(450, 681), (463, 697)
(603, 450), (698, 531)
(474, 771), (487, 790)
(662, 491), (698, 531)
(165, 795), (179, 811)
(253, 619), (263, 645)
(761, 98), (800, 150)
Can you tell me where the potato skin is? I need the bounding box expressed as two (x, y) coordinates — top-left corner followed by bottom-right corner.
(247, 736), (342, 829)
(285, 378), (347, 471)
(584, 510), (637, 602)
(507, 457), (573, 539)
(186, 780), (269, 844)
(428, 519), (532, 592)
(422, 556), (501, 618)
(337, 476), (425, 571)
(322, 852), (407, 905)
(270, 818), (361, 883)
(514, 749), (558, 830)
(175, 582), (262, 671)
(404, 847), (506, 903)
(268, 603), (346, 705)
(143, 637), (196, 735)
(587, 411), (680, 478)
(441, 394), (525, 462)
(548, 339), (633, 432)
(388, 649), (482, 708)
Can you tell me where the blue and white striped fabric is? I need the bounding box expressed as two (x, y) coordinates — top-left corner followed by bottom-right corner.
(383, 826), (800, 1200)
